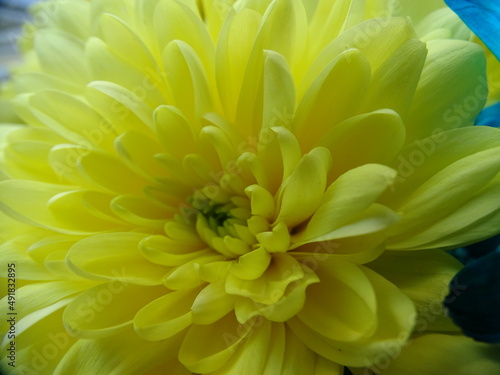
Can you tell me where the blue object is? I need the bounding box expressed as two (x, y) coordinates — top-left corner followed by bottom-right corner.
(444, 249), (500, 344)
(0, 0), (40, 9)
(475, 102), (500, 127)
(450, 234), (500, 264)
(445, 0), (500, 59)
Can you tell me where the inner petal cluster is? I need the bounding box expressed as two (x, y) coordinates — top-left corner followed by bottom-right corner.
(154, 126), (335, 324)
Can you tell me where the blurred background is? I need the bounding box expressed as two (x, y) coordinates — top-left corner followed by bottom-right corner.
(0, 0), (39, 81)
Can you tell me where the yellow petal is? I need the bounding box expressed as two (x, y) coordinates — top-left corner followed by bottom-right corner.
(294, 232), (386, 265)
(383, 126), (500, 208)
(34, 30), (89, 85)
(256, 222), (291, 253)
(164, 254), (223, 290)
(77, 150), (149, 195)
(85, 81), (155, 134)
(260, 269), (319, 322)
(2, 125), (64, 184)
(26, 234), (80, 263)
(139, 235), (208, 267)
(114, 131), (165, 179)
(53, 327), (188, 375)
(29, 89), (117, 152)
(380, 334), (500, 375)
(3, 137), (59, 183)
(63, 284), (165, 339)
(225, 253), (304, 304)
(199, 125), (240, 168)
(258, 0), (308, 65)
(153, 0), (214, 71)
(48, 145), (103, 188)
(154, 105), (197, 160)
(110, 195), (172, 229)
(298, 258), (377, 342)
(0, 233), (55, 280)
(405, 39), (487, 141)
(289, 267), (415, 367)
(209, 320), (272, 374)
(44, 249), (84, 280)
(216, 8), (262, 124)
(13, 71), (82, 94)
(262, 322), (287, 374)
(98, 13), (156, 70)
(304, 18), (416, 93)
(198, 260), (231, 283)
(390, 175), (500, 250)
(281, 326), (343, 375)
(66, 233), (167, 285)
(48, 190), (125, 231)
(292, 49), (371, 151)
(85, 37), (165, 108)
(416, 7), (472, 41)
(1, 309), (77, 375)
(229, 246), (271, 280)
(361, 38), (427, 118)
(191, 281), (234, 324)
(0, 280), (89, 325)
(294, 164), (397, 243)
(202, 0), (234, 42)
(275, 147), (331, 228)
(388, 146), (500, 248)
(297, 204), (399, 245)
(134, 288), (198, 341)
(308, 0), (365, 57)
(43, 0), (91, 40)
(245, 184), (275, 220)
(0, 180), (112, 235)
(256, 126), (302, 194)
(179, 312), (250, 373)
(232, 269), (318, 324)
(261, 50), (296, 132)
(419, 201), (500, 250)
(319, 110), (406, 179)
(162, 40), (213, 121)
(368, 249), (463, 332)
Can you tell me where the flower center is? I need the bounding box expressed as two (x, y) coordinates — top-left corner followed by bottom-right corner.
(187, 188), (258, 259)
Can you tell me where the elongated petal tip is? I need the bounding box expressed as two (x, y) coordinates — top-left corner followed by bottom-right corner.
(444, 249), (500, 343)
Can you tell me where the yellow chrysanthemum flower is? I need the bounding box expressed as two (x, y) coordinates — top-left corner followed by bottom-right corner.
(2, 0), (500, 374)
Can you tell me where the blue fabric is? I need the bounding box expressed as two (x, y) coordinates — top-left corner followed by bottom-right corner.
(475, 102), (500, 127)
(450, 235), (500, 264)
(444, 249), (500, 344)
(445, 0), (500, 59)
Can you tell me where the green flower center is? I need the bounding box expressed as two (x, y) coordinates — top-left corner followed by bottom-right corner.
(188, 189), (257, 258)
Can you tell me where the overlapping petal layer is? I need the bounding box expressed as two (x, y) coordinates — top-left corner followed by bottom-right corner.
(1, 0), (500, 374)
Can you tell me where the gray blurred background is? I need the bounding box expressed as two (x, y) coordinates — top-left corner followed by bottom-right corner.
(0, 0), (40, 81)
